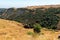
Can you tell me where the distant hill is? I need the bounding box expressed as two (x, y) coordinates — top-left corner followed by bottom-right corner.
(26, 5), (60, 9)
(0, 5), (60, 19)
(0, 5), (60, 29)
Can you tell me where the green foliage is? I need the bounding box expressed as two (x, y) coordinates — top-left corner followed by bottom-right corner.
(1, 7), (60, 30)
(13, 8), (60, 30)
(33, 23), (41, 33)
(39, 13), (59, 29)
(46, 7), (60, 14)
(27, 31), (33, 35)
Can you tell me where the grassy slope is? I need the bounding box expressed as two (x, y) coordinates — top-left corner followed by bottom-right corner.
(0, 19), (60, 40)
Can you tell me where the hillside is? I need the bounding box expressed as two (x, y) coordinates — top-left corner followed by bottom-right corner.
(0, 5), (59, 30)
(27, 5), (60, 9)
(0, 19), (33, 40)
(0, 19), (59, 40)
(0, 5), (60, 19)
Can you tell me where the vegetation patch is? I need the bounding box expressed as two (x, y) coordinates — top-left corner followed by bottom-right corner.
(27, 31), (33, 35)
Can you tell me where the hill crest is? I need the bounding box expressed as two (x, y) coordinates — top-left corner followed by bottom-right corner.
(26, 4), (60, 9)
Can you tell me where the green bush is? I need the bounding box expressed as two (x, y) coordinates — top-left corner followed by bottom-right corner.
(27, 31), (33, 35)
(33, 23), (41, 33)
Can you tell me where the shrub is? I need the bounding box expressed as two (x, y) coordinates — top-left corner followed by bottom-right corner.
(33, 23), (41, 33)
(24, 24), (34, 29)
(27, 31), (33, 35)
(58, 36), (60, 39)
(24, 24), (29, 28)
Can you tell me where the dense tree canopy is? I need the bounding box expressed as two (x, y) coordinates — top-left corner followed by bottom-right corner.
(12, 7), (60, 29)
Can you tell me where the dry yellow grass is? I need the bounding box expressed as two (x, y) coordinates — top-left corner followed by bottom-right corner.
(27, 5), (60, 9)
(0, 19), (60, 40)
